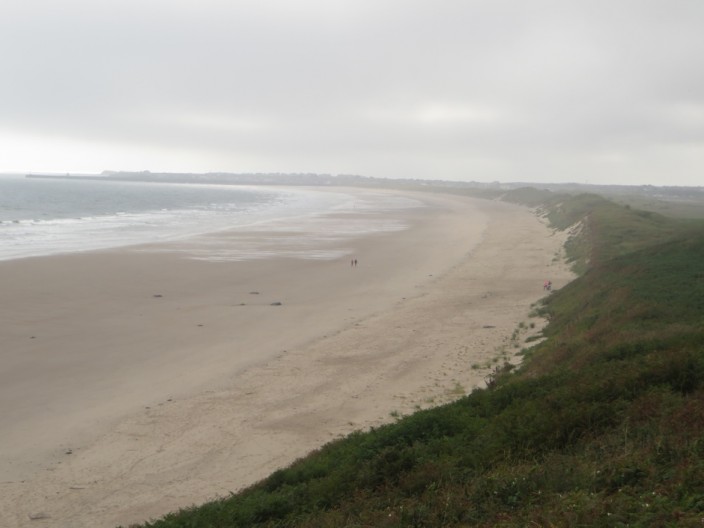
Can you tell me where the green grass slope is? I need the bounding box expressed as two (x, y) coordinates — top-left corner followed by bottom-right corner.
(133, 192), (704, 528)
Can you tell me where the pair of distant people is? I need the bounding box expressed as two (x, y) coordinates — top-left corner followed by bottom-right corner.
(350, 258), (358, 267)
(543, 280), (552, 291)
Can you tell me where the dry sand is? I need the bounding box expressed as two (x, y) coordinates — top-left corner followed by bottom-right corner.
(0, 190), (573, 527)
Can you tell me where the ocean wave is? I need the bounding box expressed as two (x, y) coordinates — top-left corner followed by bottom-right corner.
(0, 183), (423, 261)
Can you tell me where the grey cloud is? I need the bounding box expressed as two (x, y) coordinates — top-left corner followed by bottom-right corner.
(1, 0), (703, 184)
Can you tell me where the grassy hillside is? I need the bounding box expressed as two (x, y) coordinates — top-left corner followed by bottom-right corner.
(133, 192), (704, 527)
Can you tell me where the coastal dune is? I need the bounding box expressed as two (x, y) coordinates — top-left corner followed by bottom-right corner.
(0, 190), (572, 527)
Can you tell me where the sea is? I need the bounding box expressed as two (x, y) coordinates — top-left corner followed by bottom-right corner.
(0, 174), (422, 262)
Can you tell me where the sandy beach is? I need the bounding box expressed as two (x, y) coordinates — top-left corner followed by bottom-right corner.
(0, 189), (572, 527)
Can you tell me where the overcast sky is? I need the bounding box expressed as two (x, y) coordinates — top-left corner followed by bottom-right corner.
(1, 1), (703, 185)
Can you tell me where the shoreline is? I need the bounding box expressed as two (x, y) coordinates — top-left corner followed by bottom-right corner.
(0, 183), (402, 262)
(0, 190), (573, 527)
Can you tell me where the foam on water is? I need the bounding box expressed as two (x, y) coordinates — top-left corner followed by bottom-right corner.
(0, 175), (424, 262)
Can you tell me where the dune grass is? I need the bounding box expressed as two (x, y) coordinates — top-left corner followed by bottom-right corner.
(131, 190), (704, 527)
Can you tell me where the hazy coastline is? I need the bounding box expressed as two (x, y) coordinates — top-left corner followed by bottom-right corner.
(0, 189), (572, 527)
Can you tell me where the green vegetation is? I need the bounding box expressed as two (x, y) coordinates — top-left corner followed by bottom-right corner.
(132, 190), (704, 527)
